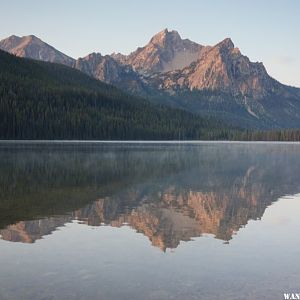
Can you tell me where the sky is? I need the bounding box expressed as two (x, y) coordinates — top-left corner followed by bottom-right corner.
(1, 0), (299, 87)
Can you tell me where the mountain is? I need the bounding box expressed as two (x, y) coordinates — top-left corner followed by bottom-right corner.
(74, 52), (146, 94)
(151, 38), (274, 98)
(147, 37), (300, 128)
(113, 28), (207, 74)
(0, 34), (75, 66)
(0, 35), (147, 95)
(0, 49), (234, 140)
(1, 30), (300, 129)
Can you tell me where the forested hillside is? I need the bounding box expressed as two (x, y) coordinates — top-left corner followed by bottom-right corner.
(1, 50), (300, 141)
(0, 50), (235, 140)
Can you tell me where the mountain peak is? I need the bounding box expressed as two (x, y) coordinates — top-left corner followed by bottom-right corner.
(3, 35), (40, 46)
(215, 38), (234, 50)
(25, 34), (39, 40)
(0, 34), (75, 66)
(7, 34), (20, 40)
(150, 28), (181, 46)
(21, 35), (43, 45)
(85, 52), (102, 59)
(0, 35), (22, 50)
(161, 28), (169, 35)
(125, 29), (203, 74)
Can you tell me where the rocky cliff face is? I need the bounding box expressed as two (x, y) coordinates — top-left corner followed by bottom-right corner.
(74, 52), (146, 93)
(73, 29), (206, 94)
(116, 28), (205, 74)
(0, 35), (75, 66)
(151, 38), (280, 99)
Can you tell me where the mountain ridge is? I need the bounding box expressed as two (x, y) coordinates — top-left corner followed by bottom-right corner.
(0, 34), (75, 66)
(1, 30), (300, 129)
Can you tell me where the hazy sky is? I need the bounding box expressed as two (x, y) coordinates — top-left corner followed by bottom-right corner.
(1, 0), (299, 86)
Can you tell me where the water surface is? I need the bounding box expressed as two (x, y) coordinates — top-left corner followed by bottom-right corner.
(0, 141), (300, 300)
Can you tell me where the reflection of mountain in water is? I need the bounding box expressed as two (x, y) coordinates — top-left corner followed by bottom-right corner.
(0, 143), (300, 250)
(0, 216), (71, 243)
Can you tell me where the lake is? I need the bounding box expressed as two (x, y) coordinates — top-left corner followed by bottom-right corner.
(0, 141), (299, 300)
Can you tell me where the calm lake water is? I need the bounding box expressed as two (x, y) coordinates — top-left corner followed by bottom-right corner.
(0, 141), (300, 300)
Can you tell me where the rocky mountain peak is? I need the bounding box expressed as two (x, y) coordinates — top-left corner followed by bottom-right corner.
(215, 37), (234, 51)
(24, 34), (38, 41)
(149, 28), (182, 47)
(74, 52), (146, 94)
(0, 34), (75, 66)
(123, 28), (204, 74)
(82, 52), (102, 61)
(0, 35), (21, 50)
(151, 35), (279, 100)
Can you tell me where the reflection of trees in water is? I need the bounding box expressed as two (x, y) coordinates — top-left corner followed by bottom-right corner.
(0, 143), (300, 249)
